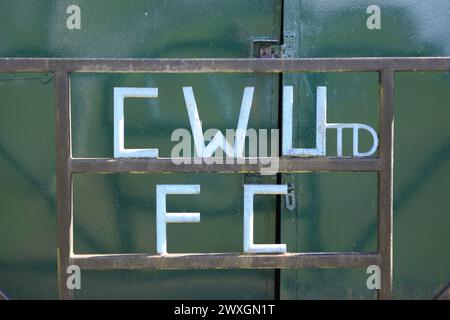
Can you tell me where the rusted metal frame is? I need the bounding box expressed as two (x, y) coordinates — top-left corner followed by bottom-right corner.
(378, 71), (395, 300)
(72, 253), (380, 270)
(19, 57), (445, 300)
(55, 71), (73, 300)
(0, 57), (449, 73)
(69, 157), (382, 174)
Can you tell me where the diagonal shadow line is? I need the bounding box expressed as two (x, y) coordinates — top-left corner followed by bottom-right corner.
(0, 142), (105, 253)
(355, 139), (450, 250)
(0, 289), (8, 300)
(100, 78), (135, 253)
(434, 282), (450, 300)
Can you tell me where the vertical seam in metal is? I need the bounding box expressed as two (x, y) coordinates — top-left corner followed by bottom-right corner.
(280, 0), (300, 300)
(378, 70), (394, 299)
(274, 0), (286, 300)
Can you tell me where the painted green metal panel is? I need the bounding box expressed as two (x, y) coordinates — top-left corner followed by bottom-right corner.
(0, 73), (57, 299)
(0, 0), (448, 300)
(0, 0), (281, 59)
(281, 0), (450, 299)
(0, 0), (281, 299)
(70, 72), (280, 298)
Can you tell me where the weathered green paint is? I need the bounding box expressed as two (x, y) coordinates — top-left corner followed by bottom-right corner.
(0, 73), (56, 299)
(0, 0), (449, 300)
(0, 0), (281, 299)
(281, 0), (450, 299)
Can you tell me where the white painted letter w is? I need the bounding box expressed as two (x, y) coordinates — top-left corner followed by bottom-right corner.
(182, 87), (254, 158)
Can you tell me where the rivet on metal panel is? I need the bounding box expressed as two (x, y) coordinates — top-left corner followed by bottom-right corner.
(282, 31), (296, 58)
(283, 0), (300, 59)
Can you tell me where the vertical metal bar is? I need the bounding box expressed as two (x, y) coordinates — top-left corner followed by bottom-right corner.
(378, 71), (394, 299)
(55, 71), (73, 300)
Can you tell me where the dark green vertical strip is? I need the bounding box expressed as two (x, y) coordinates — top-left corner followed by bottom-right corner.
(280, 0), (301, 300)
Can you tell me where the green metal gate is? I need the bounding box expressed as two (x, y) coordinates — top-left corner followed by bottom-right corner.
(0, 0), (449, 300)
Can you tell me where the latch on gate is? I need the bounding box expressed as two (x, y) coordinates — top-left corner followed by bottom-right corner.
(253, 39), (285, 58)
(285, 183), (296, 211)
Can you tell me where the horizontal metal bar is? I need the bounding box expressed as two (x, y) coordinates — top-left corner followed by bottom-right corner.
(0, 57), (449, 73)
(72, 252), (380, 270)
(70, 157), (381, 174)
